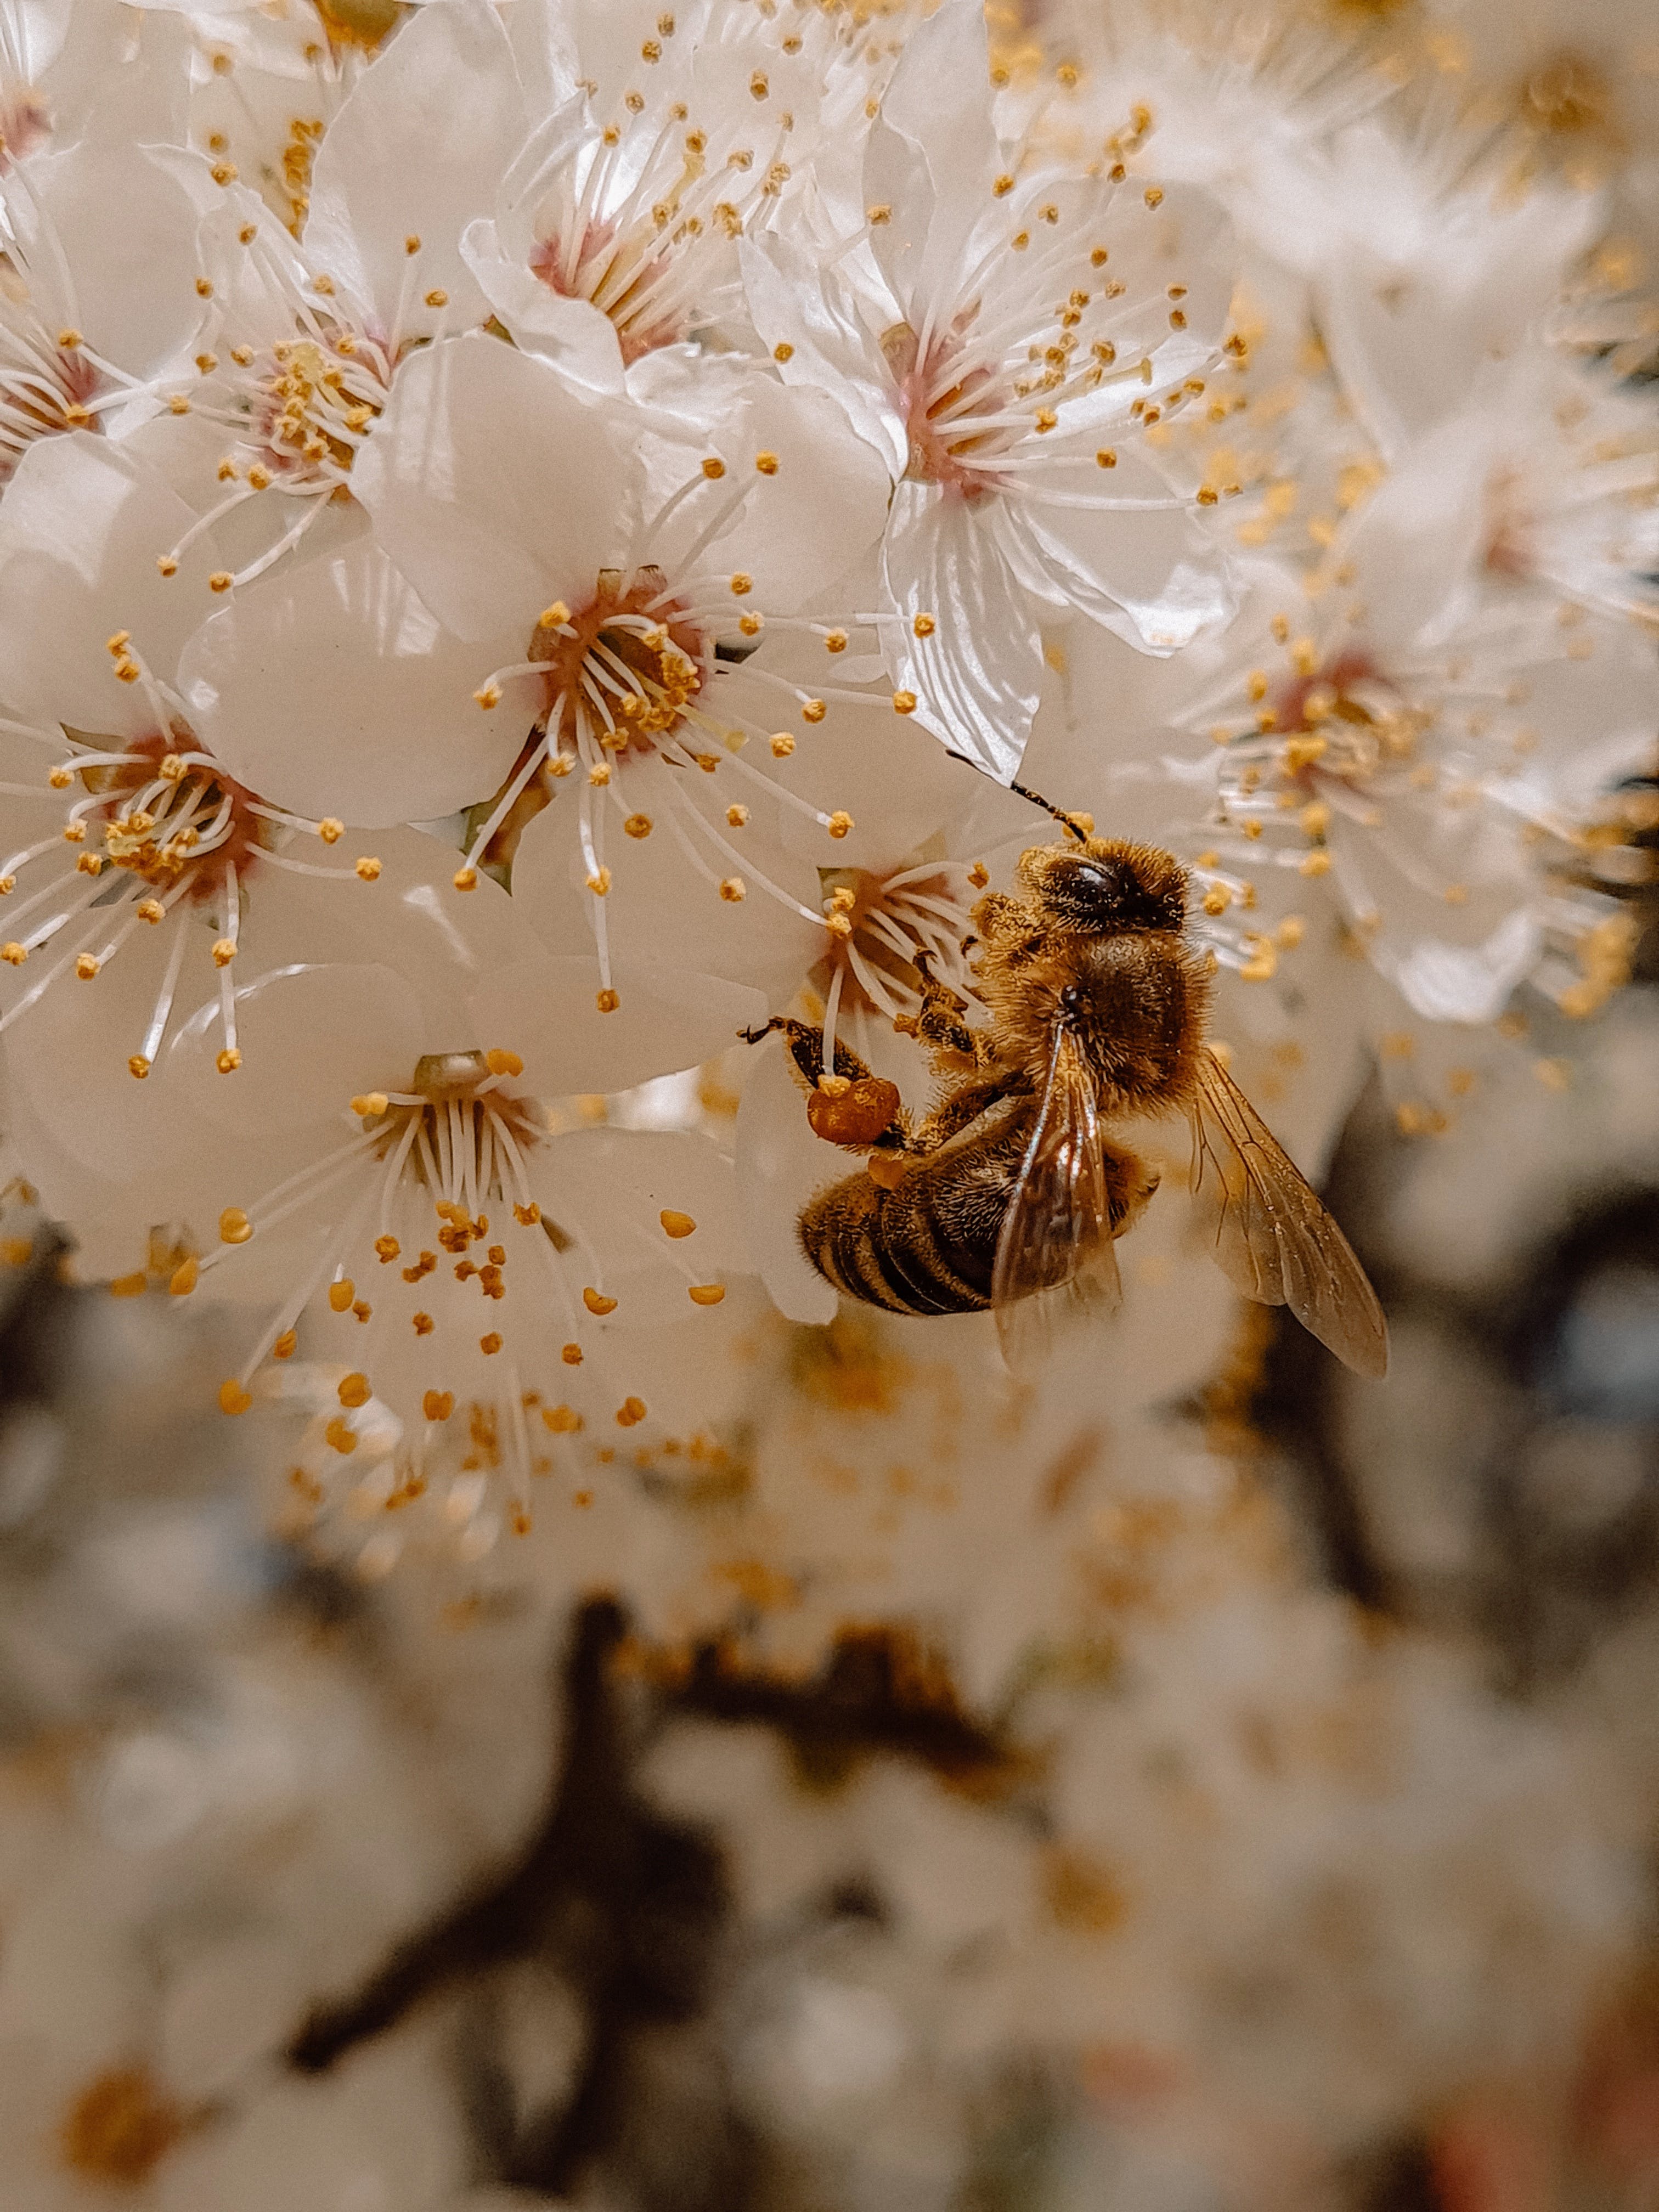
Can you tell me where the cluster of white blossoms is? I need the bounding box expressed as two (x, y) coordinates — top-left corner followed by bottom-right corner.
(0, 0), (1652, 1576)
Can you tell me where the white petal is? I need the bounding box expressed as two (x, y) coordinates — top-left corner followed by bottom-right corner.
(303, 0), (525, 334)
(532, 1127), (744, 1332)
(881, 479), (1044, 783)
(178, 534), (527, 826)
(352, 331), (634, 643)
(0, 435), (218, 737)
(999, 452), (1237, 656)
(864, 0), (997, 312)
(19, 143), (205, 375)
(467, 953), (765, 1096)
(738, 235), (906, 478)
(459, 216), (627, 393)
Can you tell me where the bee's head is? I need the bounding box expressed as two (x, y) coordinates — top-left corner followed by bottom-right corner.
(1019, 837), (1188, 933)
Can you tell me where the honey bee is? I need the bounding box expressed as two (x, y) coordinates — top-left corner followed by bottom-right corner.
(744, 795), (1388, 1376)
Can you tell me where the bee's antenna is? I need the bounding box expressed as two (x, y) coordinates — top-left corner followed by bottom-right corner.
(1008, 780), (1091, 844)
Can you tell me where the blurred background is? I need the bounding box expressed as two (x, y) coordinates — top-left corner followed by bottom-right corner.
(3, 0), (1659, 2204)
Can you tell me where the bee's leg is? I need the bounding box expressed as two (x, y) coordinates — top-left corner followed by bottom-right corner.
(739, 1015), (907, 1153)
(738, 1014), (876, 1092)
(900, 949), (999, 1071)
(1103, 1144), (1160, 1235)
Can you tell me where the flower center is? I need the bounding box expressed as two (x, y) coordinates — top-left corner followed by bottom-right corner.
(887, 321), (1018, 501)
(0, 84), (49, 176)
(247, 328), (393, 488)
(531, 568), (708, 761)
(816, 862), (977, 1020)
(83, 730), (267, 899)
(0, 316), (105, 484)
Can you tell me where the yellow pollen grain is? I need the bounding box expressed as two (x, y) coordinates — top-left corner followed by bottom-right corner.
(128, 1054), (150, 1079)
(720, 876), (746, 902)
(157, 555), (179, 577)
(661, 1210), (696, 1238)
(375, 1234), (400, 1262)
(209, 572), (233, 594)
(826, 811), (854, 840)
(479, 1331), (503, 1355)
(110, 1272), (147, 1298)
(617, 1396), (647, 1426)
(624, 812), (653, 839)
(595, 989), (619, 1013)
(170, 1257), (198, 1297)
(485, 1047), (523, 1076)
(328, 1278), (356, 1312)
(772, 342), (793, 363)
(586, 866), (612, 895)
(338, 1372), (371, 1408)
(688, 1283), (725, 1306)
(317, 818), (344, 844)
(702, 456), (726, 479)
(351, 1092), (388, 1118)
(324, 1416), (357, 1454)
(802, 699), (826, 723)
(219, 1380), (252, 1415)
(583, 1286), (618, 1316)
(424, 289), (447, 308)
(892, 691), (917, 715)
(561, 1342), (584, 1365)
(211, 938), (236, 967)
(539, 600), (571, 628)
(730, 572), (753, 596)
(355, 856), (381, 881)
(543, 1404), (583, 1433)
(1096, 448), (1118, 469)
(474, 683), (501, 709)
(755, 451), (779, 475)
(588, 762), (612, 787)
(424, 1389), (454, 1420)
(74, 954), (98, 980)
(770, 732), (795, 757)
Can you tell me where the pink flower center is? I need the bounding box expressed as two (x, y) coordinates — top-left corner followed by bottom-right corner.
(885, 321), (1013, 503)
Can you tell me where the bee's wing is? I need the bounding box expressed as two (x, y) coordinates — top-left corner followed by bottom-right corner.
(991, 1023), (1121, 1373)
(1188, 1047), (1388, 1378)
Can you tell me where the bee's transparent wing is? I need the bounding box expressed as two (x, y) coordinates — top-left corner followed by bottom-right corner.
(992, 1024), (1121, 1374)
(1189, 1047), (1388, 1378)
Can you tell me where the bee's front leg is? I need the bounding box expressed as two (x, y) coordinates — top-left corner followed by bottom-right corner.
(901, 950), (995, 1071)
(738, 1015), (907, 1153)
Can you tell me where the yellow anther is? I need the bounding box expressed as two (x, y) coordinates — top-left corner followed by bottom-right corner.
(1298, 850), (1331, 878)
(1203, 888), (1228, 915)
(168, 394), (191, 416)
(1035, 408), (1057, 433)
(219, 1380), (252, 1415)
(273, 1330), (297, 1360)
(827, 811), (853, 839)
(156, 554), (179, 577)
(538, 600), (570, 628)
(616, 1396), (647, 1426)
(802, 699), (826, 723)
(770, 732), (795, 757)
(169, 1256), (198, 1296)
(729, 572), (752, 595)
(486, 1048), (523, 1076)
(404, 234), (421, 255)
(912, 612), (936, 637)
(219, 1208), (253, 1244)
(337, 1372), (371, 1408)
(772, 342), (794, 363)
(424, 289), (447, 308)
(719, 876), (746, 902)
(1143, 185), (1164, 208)
(57, 328), (82, 349)
(543, 1404), (583, 1433)
(75, 953), (99, 980)
(354, 856), (381, 881)
(216, 1047), (241, 1073)
(110, 1272), (147, 1298)
(2, 943), (27, 966)
(453, 866), (478, 890)
(75, 854), (103, 877)
(588, 761), (611, 786)
(755, 451), (779, 475)
(1277, 916), (1306, 949)
(823, 628), (848, 653)
(725, 804), (748, 828)
(1196, 487), (1218, 506)
(212, 937), (236, 967)
(474, 683), (502, 709)
(128, 1055), (150, 1079)
(561, 1342), (584, 1365)
(350, 1092), (388, 1118)
(315, 818), (343, 844)
(583, 1286), (618, 1316)
(993, 172), (1014, 196)
(824, 912), (853, 939)
(324, 1415), (357, 1454)
(624, 812), (653, 839)
(595, 988), (620, 1013)
(514, 1202), (541, 1226)
(423, 1390), (455, 1421)
(738, 612), (762, 636)
(328, 1278), (356, 1312)
(702, 456), (726, 479)
(660, 1210), (696, 1239)
(892, 691), (917, 715)
(688, 1283), (725, 1306)
(208, 571), (233, 593)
